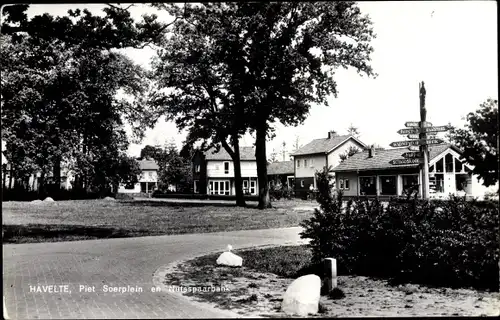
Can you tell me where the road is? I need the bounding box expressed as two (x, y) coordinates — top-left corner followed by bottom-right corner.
(3, 227), (307, 319)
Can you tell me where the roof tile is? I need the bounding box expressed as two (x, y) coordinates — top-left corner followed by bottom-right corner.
(204, 146), (255, 161)
(332, 144), (457, 172)
(291, 135), (361, 156)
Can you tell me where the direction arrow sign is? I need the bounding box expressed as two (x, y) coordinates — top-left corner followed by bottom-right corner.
(421, 138), (444, 145)
(390, 140), (420, 147)
(402, 151), (424, 159)
(422, 126), (451, 133)
(405, 121), (432, 128)
(398, 126), (451, 135)
(390, 139), (444, 147)
(397, 128), (420, 135)
(407, 133), (436, 140)
(389, 158), (423, 165)
(408, 145), (420, 151)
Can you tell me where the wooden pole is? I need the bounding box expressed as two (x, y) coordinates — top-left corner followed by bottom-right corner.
(419, 81), (430, 200)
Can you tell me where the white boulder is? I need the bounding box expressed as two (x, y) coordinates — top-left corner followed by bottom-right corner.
(43, 197), (55, 202)
(103, 196), (115, 201)
(282, 274), (321, 316)
(31, 199), (43, 204)
(216, 252), (243, 267)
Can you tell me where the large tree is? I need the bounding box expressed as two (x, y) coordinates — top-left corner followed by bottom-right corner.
(448, 98), (498, 187)
(147, 3), (251, 206)
(144, 2), (376, 208)
(1, 5), (149, 194)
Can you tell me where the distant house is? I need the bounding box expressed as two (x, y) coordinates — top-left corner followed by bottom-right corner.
(118, 158), (159, 194)
(192, 146), (258, 196)
(290, 131), (367, 198)
(267, 161), (294, 189)
(2, 163), (74, 191)
(332, 143), (497, 200)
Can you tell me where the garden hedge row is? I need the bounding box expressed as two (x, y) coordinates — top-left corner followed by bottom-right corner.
(300, 169), (499, 291)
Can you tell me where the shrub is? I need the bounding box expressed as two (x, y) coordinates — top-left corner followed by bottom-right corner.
(269, 185), (294, 201)
(300, 167), (499, 291)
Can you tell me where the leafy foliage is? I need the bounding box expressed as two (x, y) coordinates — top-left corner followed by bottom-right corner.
(1, 5), (149, 195)
(300, 168), (499, 291)
(448, 98), (498, 187)
(339, 145), (361, 162)
(145, 2), (376, 208)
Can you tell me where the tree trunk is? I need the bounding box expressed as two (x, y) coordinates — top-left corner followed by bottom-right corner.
(221, 137), (246, 207)
(8, 166), (13, 189)
(256, 122), (271, 209)
(53, 157), (61, 191)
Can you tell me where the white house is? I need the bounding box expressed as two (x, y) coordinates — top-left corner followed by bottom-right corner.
(290, 131), (367, 198)
(192, 146), (259, 196)
(118, 158), (159, 194)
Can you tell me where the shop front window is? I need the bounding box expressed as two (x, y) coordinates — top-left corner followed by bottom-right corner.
(380, 176), (397, 195)
(402, 175), (419, 196)
(359, 176), (376, 195)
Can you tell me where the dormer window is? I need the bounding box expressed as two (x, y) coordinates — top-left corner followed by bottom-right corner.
(297, 159), (301, 168)
(224, 162), (229, 174)
(304, 159), (308, 167)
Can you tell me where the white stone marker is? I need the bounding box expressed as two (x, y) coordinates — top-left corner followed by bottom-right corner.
(281, 274), (321, 316)
(324, 258), (337, 292)
(216, 252), (243, 267)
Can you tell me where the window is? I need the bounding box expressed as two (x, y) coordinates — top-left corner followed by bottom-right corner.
(429, 164), (435, 172)
(297, 159), (301, 168)
(300, 180), (304, 187)
(304, 159), (308, 167)
(148, 172), (153, 178)
(402, 175), (419, 195)
(359, 176), (376, 195)
(445, 154), (454, 173)
(455, 158), (463, 172)
(338, 178), (350, 190)
(125, 182), (135, 190)
(195, 165), (201, 173)
(310, 159), (314, 167)
(224, 162), (229, 174)
(209, 180), (230, 195)
(380, 176), (397, 195)
(194, 180), (199, 193)
(436, 158), (444, 173)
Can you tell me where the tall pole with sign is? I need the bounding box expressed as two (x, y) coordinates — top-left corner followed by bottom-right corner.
(419, 82), (430, 200)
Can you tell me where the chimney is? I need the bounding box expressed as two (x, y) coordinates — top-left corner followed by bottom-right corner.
(327, 131), (337, 139)
(368, 146), (375, 158)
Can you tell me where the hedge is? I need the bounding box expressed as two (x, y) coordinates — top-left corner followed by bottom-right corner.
(300, 168), (499, 291)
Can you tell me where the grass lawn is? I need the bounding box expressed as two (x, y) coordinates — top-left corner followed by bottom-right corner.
(162, 245), (500, 318)
(2, 199), (315, 244)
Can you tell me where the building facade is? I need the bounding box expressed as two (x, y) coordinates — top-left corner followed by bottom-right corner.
(192, 146), (259, 196)
(332, 144), (497, 200)
(118, 159), (159, 194)
(267, 161), (294, 189)
(290, 132), (367, 198)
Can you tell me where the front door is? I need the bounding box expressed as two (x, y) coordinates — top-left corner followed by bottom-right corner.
(250, 180), (256, 195)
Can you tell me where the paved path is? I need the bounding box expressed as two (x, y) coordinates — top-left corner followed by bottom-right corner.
(3, 227), (307, 319)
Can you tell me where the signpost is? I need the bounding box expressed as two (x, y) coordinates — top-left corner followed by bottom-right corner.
(390, 82), (452, 199)
(405, 121), (432, 128)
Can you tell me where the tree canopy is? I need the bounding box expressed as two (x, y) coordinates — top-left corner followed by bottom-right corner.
(449, 98), (498, 187)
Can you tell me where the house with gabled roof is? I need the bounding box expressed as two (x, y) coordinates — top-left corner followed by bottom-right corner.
(332, 143), (496, 200)
(267, 161), (294, 189)
(118, 158), (159, 194)
(290, 131), (367, 198)
(192, 146), (259, 196)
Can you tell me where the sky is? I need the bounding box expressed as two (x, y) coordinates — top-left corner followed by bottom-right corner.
(23, 1), (498, 160)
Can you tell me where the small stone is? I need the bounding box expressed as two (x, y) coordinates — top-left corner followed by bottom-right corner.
(281, 274), (321, 316)
(31, 199), (43, 204)
(216, 252), (243, 267)
(103, 196), (115, 201)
